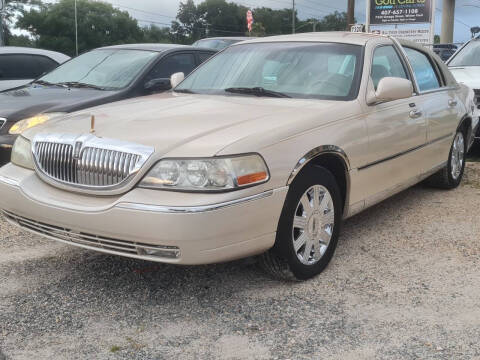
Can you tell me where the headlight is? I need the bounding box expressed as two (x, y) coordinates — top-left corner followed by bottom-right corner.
(9, 113), (66, 135)
(139, 154), (269, 191)
(11, 136), (34, 170)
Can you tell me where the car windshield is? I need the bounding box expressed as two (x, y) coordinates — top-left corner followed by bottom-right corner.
(449, 40), (480, 67)
(176, 42), (363, 100)
(39, 49), (158, 90)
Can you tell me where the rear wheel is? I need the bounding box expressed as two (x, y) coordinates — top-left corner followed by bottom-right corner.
(425, 129), (466, 189)
(260, 165), (342, 281)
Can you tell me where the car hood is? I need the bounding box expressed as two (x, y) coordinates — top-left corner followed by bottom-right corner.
(448, 66), (480, 89)
(0, 84), (118, 123)
(25, 92), (356, 159)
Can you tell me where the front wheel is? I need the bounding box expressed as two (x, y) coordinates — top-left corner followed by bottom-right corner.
(260, 165), (342, 281)
(425, 129), (466, 189)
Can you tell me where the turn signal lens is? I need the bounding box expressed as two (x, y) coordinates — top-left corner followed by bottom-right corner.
(237, 171), (268, 186)
(139, 154), (269, 191)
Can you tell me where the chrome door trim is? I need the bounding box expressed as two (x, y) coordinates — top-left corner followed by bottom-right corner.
(286, 145), (350, 185)
(358, 133), (453, 171)
(116, 187), (288, 214)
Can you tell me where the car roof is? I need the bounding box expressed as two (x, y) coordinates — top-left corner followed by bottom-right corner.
(97, 43), (214, 52)
(237, 32), (384, 46)
(0, 46), (70, 62)
(196, 37), (254, 41)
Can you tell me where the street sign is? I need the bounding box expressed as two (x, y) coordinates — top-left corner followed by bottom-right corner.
(351, 24), (364, 33)
(369, 0), (432, 25)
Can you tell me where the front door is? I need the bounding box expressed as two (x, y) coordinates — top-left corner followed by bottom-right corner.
(359, 44), (428, 201)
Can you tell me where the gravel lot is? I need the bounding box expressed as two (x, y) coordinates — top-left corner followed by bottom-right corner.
(1, 162), (480, 360)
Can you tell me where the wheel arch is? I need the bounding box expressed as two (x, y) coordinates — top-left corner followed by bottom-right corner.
(458, 114), (472, 143)
(287, 145), (351, 215)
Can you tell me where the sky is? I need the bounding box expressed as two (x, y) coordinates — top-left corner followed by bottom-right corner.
(30, 0), (480, 43)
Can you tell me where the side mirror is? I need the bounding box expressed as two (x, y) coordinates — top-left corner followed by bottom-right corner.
(367, 77), (413, 105)
(170, 72), (185, 88)
(144, 78), (171, 92)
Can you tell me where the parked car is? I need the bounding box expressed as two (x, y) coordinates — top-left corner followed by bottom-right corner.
(433, 43), (458, 62)
(0, 44), (216, 165)
(192, 37), (254, 50)
(0, 46), (70, 92)
(447, 36), (480, 142)
(0, 32), (477, 280)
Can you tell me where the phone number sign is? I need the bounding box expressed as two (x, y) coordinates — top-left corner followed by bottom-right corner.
(370, 0), (432, 25)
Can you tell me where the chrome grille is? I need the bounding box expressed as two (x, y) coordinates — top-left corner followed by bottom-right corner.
(2, 210), (180, 260)
(0, 118), (6, 130)
(32, 133), (154, 190)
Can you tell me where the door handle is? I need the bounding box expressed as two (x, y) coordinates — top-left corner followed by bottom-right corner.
(409, 109), (422, 119)
(448, 99), (457, 107)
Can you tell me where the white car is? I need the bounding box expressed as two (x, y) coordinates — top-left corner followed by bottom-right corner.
(0, 47), (70, 92)
(447, 36), (480, 141)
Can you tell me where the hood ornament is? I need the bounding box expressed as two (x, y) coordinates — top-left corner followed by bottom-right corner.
(90, 115), (96, 134)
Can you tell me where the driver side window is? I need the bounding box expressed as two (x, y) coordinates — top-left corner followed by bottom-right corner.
(144, 53), (196, 83)
(371, 46), (408, 90)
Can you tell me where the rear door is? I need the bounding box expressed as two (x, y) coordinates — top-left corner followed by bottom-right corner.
(403, 46), (458, 165)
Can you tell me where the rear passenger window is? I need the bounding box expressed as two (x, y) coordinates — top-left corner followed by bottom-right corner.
(0, 54), (58, 80)
(371, 46), (408, 90)
(404, 47), (441, 92)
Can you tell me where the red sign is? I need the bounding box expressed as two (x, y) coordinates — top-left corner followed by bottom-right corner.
(246, 10), (253, 32)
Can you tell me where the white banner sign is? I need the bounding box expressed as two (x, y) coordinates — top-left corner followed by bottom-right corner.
(371, 27), (431, 45)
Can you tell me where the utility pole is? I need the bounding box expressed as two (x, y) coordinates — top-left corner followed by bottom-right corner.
(292, 0), (295, 34)
(0, 0), (5, 47)
(346, 0), (355, 31)
(74, 0), (78, 56)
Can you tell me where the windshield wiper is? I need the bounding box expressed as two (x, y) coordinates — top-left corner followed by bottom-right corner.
(224, 87), (290, 98)
(33, 80), (67, 88)
(57, 81), (106, 90)
(174, 89), (196, 94)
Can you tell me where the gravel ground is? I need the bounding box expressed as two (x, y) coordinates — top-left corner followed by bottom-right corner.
(1, 163), (480, 360)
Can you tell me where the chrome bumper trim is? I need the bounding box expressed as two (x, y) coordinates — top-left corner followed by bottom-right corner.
(116, 187), (288, 214)
(2, 210), (181, 261)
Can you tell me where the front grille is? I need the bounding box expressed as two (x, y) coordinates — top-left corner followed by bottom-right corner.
(0, 118), (6, 130)
(2, 210), (180, 260)
(35, 142), (141, 186)
(475, 89), (480, 109)
(32, 134), (154, 189)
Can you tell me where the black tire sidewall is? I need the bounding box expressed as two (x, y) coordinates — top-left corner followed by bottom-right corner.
(273, 165), (342, 280)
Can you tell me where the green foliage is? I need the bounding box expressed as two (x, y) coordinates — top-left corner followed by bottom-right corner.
(249, 22), (266, 37)
(16, 0), (146, 55)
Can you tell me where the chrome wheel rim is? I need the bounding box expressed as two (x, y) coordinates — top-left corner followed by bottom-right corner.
(451, 132), (465, 180)
(292, 185), (335, 265)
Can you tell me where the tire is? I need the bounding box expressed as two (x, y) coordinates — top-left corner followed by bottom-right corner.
(425, 128), (467, 189)
(260, 165), (342, 281)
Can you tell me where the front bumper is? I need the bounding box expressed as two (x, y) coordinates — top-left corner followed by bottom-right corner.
(0, 134), (16, 166)
(0, 164), (288, 265)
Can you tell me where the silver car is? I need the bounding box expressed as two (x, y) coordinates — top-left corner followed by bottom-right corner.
(0, 47), (70, 92)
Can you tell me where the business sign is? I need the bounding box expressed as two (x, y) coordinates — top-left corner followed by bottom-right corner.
(370, 0), (432, 25)
(371, 27), (431, 44)
(246, 10), (253, 32)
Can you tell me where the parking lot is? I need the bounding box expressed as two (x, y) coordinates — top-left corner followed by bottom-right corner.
(0, 161), (479, 360)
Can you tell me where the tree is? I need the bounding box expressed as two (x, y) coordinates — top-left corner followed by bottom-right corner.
(252, 7), (296, 35)
(142, 25), (171, 44)
(249, 22), (265, 37)
(16, 0), (145, 56)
